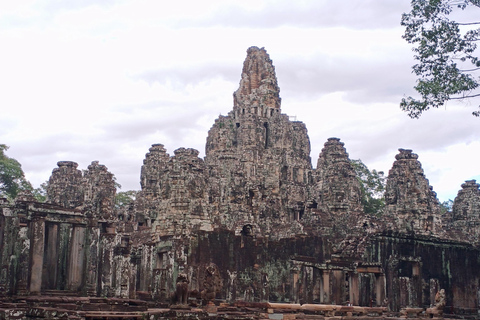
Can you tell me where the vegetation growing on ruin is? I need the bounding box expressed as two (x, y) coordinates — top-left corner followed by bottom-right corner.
(351, 159), (386, 215)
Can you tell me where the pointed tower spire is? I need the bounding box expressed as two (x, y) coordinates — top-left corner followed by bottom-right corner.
(233, 47), (281, 118)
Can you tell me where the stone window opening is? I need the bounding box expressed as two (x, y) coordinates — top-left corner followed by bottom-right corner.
(241, 224), (254, 237)
(292, 208), (304, 221)
(264, 122), (269, 149)
(307, 201), (318, 209)
(247, 190), (254, 206)
(156, 251), (167, 269)
(120, 236), (129, 248)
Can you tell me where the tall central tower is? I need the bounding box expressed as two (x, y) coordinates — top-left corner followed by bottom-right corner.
(233, 46), (281, 118)
(205, 47), (312, 238)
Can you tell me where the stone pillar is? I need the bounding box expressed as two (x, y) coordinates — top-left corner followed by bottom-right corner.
(321, 270), (330, 304)
(67, 226), (86, 291)
(84, 221), (100, 296)
(100, 232), (116, 297)
(16, 221), (30, 295)
(291, 266), (300, 303)
(376, 274), (386, 307)
(332, 270), (344, 305)
(349, 272), (359, 306)
(30, 217), (45, 294)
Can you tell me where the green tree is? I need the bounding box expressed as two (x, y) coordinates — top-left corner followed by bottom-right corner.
(32, 181), (48, 202)
(115, 190), (138, 209)
(440, 199), (454, 213)
(351, 159), (386, 215)
(0, 144), (32, 200)
(401, 0), (480, 117)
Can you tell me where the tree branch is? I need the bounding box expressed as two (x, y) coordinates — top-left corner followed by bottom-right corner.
(459, 67), (480, 71)
(450, 92), (480, 99)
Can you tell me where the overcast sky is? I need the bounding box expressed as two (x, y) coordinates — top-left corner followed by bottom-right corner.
(1, 0), (479, 202)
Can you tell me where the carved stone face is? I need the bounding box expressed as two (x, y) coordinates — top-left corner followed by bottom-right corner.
(385, 190), (397, 205)
(206, 265), (216, 276)
(241, 224), (253, 236)
(176, 273), (188, 283)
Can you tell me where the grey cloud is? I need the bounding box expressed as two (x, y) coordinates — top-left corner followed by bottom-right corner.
(39, 0), (121, 13)
(14, 134), (143, 190)
(135, 65), (238, 88)
(135, 52), (417, 106)
(337, 109), (480, 166)
(182, 0), (411, 30)
(276, 54), (417, 103)
(104, 100), (217, 142)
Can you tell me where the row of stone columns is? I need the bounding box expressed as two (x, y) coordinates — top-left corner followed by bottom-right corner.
(29, 218), (89, 294)
(292, 266), (386, 307)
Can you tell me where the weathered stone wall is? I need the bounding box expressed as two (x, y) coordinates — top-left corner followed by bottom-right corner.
(366, 233), (480, 311)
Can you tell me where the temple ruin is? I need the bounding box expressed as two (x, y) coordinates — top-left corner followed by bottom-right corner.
(1, 47), (480, 319)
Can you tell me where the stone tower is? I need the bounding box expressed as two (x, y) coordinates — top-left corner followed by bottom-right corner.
(313, 138), (363, 214)
(83, 161), (116, 220)
(205, 46), (312, 238)
(47, 161), (84, 209)
(233, 46), (281, 118)
(135, 144), (213, 236)
(450, 180), (480, 242)
(384, 149), (442, 234)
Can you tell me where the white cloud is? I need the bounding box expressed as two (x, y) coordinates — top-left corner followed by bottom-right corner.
(1, 0), (478, 203)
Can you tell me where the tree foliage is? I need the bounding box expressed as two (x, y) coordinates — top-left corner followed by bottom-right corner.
(0, 145), (32, 200)
(401, 0), (480, 117)
(351, 159), (386, 215)
(115, 190), (138, 209)
(32, 181), (48, 202)
(440, 199), (454, 213)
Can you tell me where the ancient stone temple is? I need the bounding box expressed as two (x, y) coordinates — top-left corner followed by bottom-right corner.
(0, 46), (480, 319)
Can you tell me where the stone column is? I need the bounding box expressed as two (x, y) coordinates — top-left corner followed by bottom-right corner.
(30, 217), (45, 294)
(332, 270), (344, 305)
(67, 225), (86, 291)
(321, 270), (330, 304)
(99, 232), (116, 296)
(376, 274), (386, 307)
(84, 220), (100, 296)
(291, 266), (300, 303)
(349, 272), (359, 306)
